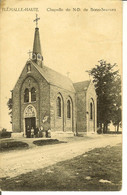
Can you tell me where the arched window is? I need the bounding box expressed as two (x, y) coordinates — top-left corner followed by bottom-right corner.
(57, 97), (61, 117)
(90, 102), (93, 120)
(67, 100), (71, 118)
(31, 87), (36, 102)
(24, 88), (29, 102)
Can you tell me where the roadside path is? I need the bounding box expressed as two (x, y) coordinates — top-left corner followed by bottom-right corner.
(0, 135), (122, 179)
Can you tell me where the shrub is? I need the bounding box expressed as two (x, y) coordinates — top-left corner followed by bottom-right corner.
(1, 128), (7, 132)
(0, 129), (12, 139)
(97, 128), (102, 134)
(0, 141), (29, 151)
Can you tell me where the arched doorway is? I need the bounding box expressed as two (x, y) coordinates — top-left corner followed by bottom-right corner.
(24, 105), (37, 137)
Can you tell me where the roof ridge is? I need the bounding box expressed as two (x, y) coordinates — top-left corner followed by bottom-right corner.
(73, 80), (91, 84)
(43, 64), (73, 82)
(30, 60), (75, 92)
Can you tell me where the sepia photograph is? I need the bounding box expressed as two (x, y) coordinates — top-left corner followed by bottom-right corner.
(0, 0), (123, 192)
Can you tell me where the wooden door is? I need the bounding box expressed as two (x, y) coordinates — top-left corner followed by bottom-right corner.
(25, 117), (36, 135)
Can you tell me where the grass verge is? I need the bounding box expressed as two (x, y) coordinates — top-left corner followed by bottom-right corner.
(0, 139), (67, 152)
(0, 140), (29, 152)
(33, 139), (67, 146)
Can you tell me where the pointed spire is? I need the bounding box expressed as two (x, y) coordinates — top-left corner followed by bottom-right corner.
(32, 14), (43, 68)
(33, 27), (42, 55)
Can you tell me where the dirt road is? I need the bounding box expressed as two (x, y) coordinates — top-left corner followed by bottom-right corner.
(0, 134), (122, 179)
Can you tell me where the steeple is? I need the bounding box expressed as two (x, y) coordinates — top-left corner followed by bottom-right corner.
(32, 14), (43, 67)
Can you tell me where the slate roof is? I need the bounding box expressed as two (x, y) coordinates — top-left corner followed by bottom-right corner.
(31, 61), (75, 92)
(73, 80), (91, 92)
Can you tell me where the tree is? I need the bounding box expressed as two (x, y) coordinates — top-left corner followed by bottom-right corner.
(87, 60), (121, 132)
(112, 108), (122, 132)
(111, 75), (122, 132)
(7, 97), (13, 124)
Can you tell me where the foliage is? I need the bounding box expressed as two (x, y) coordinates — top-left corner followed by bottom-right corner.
(87, 60), (121, 132)
(111, 76), (122, 131)
(1, 128), (7, 132)
(97, 128), (102, 134)
(7, 97), (13, 124)
(0, 131), (12, 139)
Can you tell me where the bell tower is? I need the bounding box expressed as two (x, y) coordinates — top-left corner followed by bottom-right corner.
(32, 14), (43, 67)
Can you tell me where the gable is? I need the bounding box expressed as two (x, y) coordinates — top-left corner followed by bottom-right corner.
(13, 60), (75, 94)
(73, 80), (91, 93)
(87, 81), (97, 98)
(12, 60), (48, 92)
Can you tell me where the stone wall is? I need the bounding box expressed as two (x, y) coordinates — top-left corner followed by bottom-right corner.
(12, 85), (21, 132)
(50, 85), (76, 133)
(75, 81), (97, 134)
(75, 91), (87, 132)
(86, 81), (97, 133)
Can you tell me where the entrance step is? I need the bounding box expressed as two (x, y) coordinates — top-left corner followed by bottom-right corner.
(11, 132), (24, 138)
(76, 131), (97, 137)
(51, 131), (74, 138)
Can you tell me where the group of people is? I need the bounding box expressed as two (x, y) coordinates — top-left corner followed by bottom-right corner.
(26, 116), (51, 138)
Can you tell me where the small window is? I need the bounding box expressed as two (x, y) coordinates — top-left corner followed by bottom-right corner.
(27, 64), (31, 72)
(57, 97), (61, 117)
(67, 100), (71, 118)
(24, 88), (29, 102)
(32, 53), (36, 60)
(37, 54), (42, 60)
(90, 102), (93, 120)
(31, 87), (36, 102)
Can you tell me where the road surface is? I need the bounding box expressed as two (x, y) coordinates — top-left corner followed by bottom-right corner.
(0, 134), (122, 179)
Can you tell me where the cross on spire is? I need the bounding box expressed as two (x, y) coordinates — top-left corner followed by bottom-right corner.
(27, 50), (32, 59)
(33, 14), (40, 28)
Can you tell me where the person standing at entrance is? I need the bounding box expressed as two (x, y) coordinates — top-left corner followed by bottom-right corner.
(35, 126), (39, 138)
(31, 127), (34, 138)
(38, 126), (43, 137)
(42, 116), (51, 138)
(27, 126), (31, 138)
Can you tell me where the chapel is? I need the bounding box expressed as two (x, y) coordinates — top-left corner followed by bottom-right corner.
(12, 16), (97, 137)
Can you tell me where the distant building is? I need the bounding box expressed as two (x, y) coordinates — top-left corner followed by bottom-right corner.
(12, 17), (97, 137)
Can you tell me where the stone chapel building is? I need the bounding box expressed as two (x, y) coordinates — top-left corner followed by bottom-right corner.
(12, 19), (97, 137)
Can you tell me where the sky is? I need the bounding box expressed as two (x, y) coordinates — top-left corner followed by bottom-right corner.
(0, 0), (122, 130)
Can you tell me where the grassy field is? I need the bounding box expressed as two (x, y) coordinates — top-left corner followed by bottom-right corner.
(0, 143), (122, 191)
